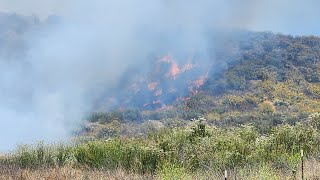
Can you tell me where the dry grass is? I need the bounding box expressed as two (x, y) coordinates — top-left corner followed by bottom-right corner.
(301, 159), (320, 180)
(234, 159), (320, 180)
(0, 166), (155, 180)
(1, 161), (320, 180)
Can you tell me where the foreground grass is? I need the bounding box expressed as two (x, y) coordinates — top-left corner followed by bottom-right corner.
(0, 166), (153, 180)
(2, 118), (320, 179)
(1, 161), (320, 180)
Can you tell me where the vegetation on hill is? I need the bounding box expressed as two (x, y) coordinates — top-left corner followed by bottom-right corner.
(88, 32), (320, 133)
(1, 12), (320, 179)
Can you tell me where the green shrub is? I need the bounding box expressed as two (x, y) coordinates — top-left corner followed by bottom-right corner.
(9, 120), (320, 175)
(157, 164), (191, 180)
(308, 112), (320, 130)
(73, 139), (162, 173)
(16, 144), (38, 168)
(14, 142), (72, 169)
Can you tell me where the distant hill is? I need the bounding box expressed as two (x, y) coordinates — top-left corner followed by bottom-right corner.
(0, 13), (59, 60)
(198, 32), (320, 130)
(92, 31), (320, 132)
(99, 32), (320, 109)
(0, 13), (39, 59)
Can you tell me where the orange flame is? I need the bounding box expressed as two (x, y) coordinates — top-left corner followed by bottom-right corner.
(160, 54), (196, 79)
(189, 70), (209, 94)
(148, 82), (158, 91)
(169, 61), (180, 79)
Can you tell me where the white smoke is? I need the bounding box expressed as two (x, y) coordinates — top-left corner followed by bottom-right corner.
(0, 0), (319, 151)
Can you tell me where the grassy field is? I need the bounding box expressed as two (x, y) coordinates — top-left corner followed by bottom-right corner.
(1, 117), (320, 179)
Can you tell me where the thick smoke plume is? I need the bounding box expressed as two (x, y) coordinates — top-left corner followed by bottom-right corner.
(0, 0), (319, 151)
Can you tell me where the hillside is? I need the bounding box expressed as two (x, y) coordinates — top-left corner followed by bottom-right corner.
(202, 32), (320, 130)
(0, 13), (41, 60)
(87, 32), (320, 134)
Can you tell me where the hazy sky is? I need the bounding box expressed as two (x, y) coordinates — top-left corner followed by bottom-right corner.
(0, 0), (320, 35)
(0, 0), (71, 18)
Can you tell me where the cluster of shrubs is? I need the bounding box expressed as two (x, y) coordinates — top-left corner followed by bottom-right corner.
(87, 109), (142, 123)
(5, 115), (320, 176)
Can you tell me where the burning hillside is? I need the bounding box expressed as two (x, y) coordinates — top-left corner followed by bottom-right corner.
(98, 53), (211, 110)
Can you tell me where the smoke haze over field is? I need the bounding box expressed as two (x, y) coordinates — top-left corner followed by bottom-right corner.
(0, 0), (319, 150)
(1, 0), (320, 35)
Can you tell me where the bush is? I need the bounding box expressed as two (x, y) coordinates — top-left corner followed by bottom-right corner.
(157, 164), (191, 180)
(259, 101), (276, 114)
(15, 142), (73, 169)
(308, 112), (320, 130)
(73, 139), (162, 173)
